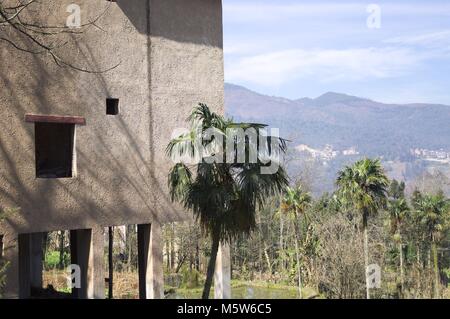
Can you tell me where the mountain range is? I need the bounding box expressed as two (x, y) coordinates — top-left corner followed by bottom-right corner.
(224, 83), (450, 193)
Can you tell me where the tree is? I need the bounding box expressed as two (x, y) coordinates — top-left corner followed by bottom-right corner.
(336, 158), (389, 299)
(0, 0), (118, 72)
(388, 179), (405, 200)
(313, 211), (366, 298)
(388, 197), (409, 294)
(415, 192), (449, 298)
(280, 186), (312, 298)
(387, 179), (409, 295)
(167, 104), (288, 299)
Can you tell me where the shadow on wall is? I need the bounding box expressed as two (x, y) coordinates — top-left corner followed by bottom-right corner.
(0, 6), (186, 233)
(116, 0), (223, 47)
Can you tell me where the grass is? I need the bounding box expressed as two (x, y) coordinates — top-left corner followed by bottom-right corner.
(41, 269), (309, 299)
(170, 279), (316, 299)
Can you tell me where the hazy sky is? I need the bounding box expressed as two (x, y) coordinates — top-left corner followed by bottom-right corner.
(223, 0), (450, 104)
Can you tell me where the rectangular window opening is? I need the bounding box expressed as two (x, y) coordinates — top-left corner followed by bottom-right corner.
(106, 98), (119, 115)
(35, 123), (75, 179)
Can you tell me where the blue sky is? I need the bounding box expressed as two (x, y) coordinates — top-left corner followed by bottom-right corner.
(223, 0), (450, 104)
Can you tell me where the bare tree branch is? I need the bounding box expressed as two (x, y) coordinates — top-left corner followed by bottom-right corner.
(0, 0), (120, 73)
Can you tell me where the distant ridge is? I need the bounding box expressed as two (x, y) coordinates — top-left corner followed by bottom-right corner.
(225, 83), (450, 193)
(225, 83), (449, 108)
(225, 83), (450, 157)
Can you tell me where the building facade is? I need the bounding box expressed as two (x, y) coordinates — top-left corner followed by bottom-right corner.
(0, 0), (226, 298)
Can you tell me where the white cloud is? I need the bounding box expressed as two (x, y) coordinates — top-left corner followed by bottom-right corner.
(225, 47), (430, 86)
(383, 3), (450, 16)
(224, 42), (262, 55)
(385, 30), (450, 47)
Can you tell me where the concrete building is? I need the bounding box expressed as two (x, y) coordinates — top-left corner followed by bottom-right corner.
(0, 0), (229, 298)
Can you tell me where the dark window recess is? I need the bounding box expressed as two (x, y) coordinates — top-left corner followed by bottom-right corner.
(106, 98), (119, 115)
(35, 123), (74, 178)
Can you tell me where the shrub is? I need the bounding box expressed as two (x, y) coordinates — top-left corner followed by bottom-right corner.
(44, 251), (71, 270)
(181, 268), (202, 289)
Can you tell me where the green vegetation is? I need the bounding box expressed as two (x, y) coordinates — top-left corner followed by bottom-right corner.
(413, 192), (449, 297)
(161, 159), (449, 299)
(169, 280), (304, 299)
(280, 186), (312, 298)
(44, 251), (70, 270)
(336, 158), (389, 299)
(387, 181), (409, 295)
(2, 104), (447, 299)
(167, 104), (288, 298)
(163, 105), (450, 299)
(34, 159), (449, 299)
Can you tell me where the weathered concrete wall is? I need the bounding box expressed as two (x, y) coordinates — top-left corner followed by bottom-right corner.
(147, 0), (225, 221)
(0, 0), (224, 236)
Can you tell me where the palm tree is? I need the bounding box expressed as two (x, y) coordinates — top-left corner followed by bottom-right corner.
(410, 189), (425, 268)
(336, 158), (388, 299)
(388, 198), (409, 294)
(415, 193), (449, 298)
(167, 104), (288, 299)
(280, 186), (312, 298)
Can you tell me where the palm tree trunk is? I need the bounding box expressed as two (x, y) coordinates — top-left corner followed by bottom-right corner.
(398, 233), (404, 296)
(416, 242), (421, 268)
(398, 241), (404, 297)
(257, 211), (272, 275)
(166, 241), (171, 271)
(263, 242), (272, 274)
(293, 237), (302, 298)
(363, 213), (370, 300)
(202, 230), (221, 299)
(292, 214), (303, 299)
(432, 241), (440, 298)
(195, 242), (200, 271)
(170, 224), (175, 271)
(256, 211), (263, 277)
(279, 213), (284, 272)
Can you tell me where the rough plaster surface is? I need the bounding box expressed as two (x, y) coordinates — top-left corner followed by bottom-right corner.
(0, 0), (224, 235)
